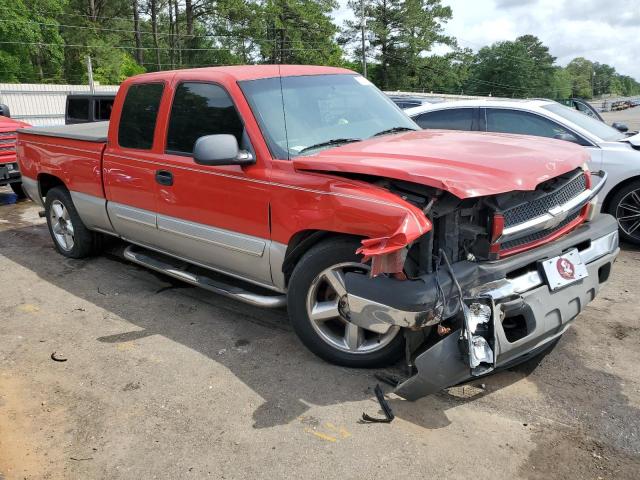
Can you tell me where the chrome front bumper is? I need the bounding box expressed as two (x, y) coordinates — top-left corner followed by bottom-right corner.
(342, 214), (620, 400)
(345, 230), (618, 334)
(394, 226), (619, 400)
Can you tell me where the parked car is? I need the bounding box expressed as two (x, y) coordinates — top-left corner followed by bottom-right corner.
(557, 98), (631, 133)
(611, 100), (629, 111)
(0, 103), (31, 197)
(17, 66), (618, 400)
(406, 99), (640, 244)
(387, 94), (444, 109)
(65, 93), (116, 125)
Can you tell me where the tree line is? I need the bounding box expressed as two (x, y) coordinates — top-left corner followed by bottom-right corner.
(0, 0), (638, 99)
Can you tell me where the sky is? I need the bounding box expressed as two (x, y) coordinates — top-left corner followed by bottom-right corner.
(333, 0), (640, 80)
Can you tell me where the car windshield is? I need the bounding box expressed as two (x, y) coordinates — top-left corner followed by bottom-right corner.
(542, 103), (626, 142)
(239, 74), (417, 159)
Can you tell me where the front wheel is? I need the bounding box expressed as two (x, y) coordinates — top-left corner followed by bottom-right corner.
(608, 180), (640, 245)
(287, 238), (404, 368)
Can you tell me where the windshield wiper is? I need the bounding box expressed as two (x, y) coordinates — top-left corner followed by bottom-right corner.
(372, 126), (417, 137)
(298, 138), (361, 154)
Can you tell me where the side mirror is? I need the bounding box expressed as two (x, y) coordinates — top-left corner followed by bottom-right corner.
(554, 132), (579, 144)
(612, 122), (629, 133)
(0, 103), (10, 118)
(193, 134), (254, 166)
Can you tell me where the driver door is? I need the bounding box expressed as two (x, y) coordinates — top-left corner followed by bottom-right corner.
(150, 80), (273, 286)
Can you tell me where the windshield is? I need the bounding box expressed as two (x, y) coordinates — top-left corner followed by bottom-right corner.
(542, 103), (626, 142)
(239, 74), (417, 159)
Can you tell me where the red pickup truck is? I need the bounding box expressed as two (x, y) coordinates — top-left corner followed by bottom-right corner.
(0, 111), (30, 197)
(17, 66), (619, 399)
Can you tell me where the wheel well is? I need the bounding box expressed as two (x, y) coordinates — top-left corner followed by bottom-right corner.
(282, 230), (362, 285)
(37, 173), (66, 200)
(602, 175), (640, 212)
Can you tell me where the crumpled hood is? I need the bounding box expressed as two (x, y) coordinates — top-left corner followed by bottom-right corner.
(293, 130), (589, 198)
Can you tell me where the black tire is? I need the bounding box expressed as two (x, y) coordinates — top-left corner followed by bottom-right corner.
(287, 237), (405, 368)
(10, 182), (26, 199)
(44, 186), (102, 258)
(607, 179), (640, 245)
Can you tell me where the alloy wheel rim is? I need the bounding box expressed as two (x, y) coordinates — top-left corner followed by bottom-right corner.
(616, 188), (640, 240)
(305, 262), (400, 354)
(50, 200), (75, 251)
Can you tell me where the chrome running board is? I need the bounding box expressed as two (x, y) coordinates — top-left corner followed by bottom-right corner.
(123, 245), (286, 308)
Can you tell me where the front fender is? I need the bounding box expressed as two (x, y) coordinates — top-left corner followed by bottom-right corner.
(269, 169), (432, 261)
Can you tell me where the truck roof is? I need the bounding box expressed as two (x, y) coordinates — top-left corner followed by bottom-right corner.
(128, 65), (354, 82)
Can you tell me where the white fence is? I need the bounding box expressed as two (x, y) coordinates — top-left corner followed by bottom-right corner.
(0, 83), (119, 126)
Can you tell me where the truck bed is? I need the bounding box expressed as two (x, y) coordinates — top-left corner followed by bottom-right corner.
(18, 121), (109, 143)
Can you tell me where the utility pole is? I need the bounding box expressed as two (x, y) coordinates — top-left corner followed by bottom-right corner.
(86, 55), (95, 94)
(360, 0), (367, 78)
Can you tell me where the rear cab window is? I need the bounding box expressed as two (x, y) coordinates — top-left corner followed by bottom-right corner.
(413, 108), (474, 131)
(166, 82), (244, 155)
(95, 98), (114, 121)
(118, 83), (164, 149)
(67, 98), (90, 122)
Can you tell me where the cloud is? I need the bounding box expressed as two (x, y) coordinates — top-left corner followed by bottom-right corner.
(494, 0), (536, 7)
(334, 0), (639, 79)
(441, 0), (639, 78)
(560, 0), (640, 27)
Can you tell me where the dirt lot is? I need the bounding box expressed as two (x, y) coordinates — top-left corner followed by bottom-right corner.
(1, 117), (640, 478)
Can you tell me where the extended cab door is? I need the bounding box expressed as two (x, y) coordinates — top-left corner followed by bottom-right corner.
(149, 79), (273, 287)
(103, 81), (166, 246)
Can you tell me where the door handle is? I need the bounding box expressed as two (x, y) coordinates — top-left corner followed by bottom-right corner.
(155, 170), (173, 186)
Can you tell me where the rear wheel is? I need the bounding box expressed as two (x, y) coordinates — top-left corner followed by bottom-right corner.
(608, 180), (640, 245)
(10, 182), (26, 199)
(44, 187), (102, 258)
(287, 238), (404, 368)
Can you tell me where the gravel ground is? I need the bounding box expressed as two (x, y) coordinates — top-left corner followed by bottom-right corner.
(1, 110), (639, 479)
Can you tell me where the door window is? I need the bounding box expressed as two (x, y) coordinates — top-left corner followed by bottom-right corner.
(166, 82), (244, 155)
(413, 108), (474, 130)
(485, 108), (580, 142)
(118, 83), (164, 150)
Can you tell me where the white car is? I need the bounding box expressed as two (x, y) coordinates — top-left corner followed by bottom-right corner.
(406, 99), (640, 244)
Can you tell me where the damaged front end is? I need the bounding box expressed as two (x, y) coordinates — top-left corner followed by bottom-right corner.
(344, 168), (618, 400)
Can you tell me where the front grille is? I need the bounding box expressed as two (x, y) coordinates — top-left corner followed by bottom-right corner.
(501, 211), (581, 250)
(0, 130), (17, 157)
(503, 172), (587, 227)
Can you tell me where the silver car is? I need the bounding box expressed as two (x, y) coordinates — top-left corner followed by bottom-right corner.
(406, 99), (640, 244)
